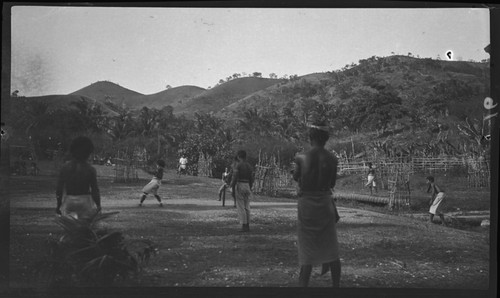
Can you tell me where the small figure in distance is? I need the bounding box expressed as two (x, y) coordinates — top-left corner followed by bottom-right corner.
(178, 154), (188, 175)
(426, 176), (446, 226)
(219, 167), (230, 202)
(364, 162), (377, 195)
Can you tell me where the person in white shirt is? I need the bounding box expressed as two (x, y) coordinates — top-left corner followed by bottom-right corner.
(178, 155), (188, 175)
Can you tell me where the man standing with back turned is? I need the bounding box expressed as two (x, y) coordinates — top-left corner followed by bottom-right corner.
(292, 118), (341, 287)
(230, 150), (254, 232)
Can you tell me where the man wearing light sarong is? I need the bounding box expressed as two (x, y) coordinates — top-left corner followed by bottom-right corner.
(230, 150), (254, 232)
(426, 176), (446, 226)
(56, 136), (102, 219)
(292, 118), (341, 287)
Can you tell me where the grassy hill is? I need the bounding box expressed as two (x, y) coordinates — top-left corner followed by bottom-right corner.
(70, 81), (145, 108)
(214, 55), (489, 157)
(220, 56), (488, 120)
(172, 77), (284, 116)
(70, 81), (208, 111)
(67, 78), (283, 116)
(10, 94), (118, 116)
(218, 73), (330, 119)
(144, 85), (206, 109)
(11, 55), (490, 159)
(21, 55), (488, 122)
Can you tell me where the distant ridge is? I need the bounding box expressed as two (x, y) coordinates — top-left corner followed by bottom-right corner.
(173, 77), (284, 116)
(218, 55), (489, 121)
(17, 55), (489, 122)
(10, 94), (118, 116)
(71, 81), (144, 107)
(144, 85), (206, 109)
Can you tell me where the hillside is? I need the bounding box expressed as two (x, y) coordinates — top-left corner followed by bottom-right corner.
(70, 81), (145, 108)
(219, 56), (489, 120)
(214, 55), (489, 157)
(9, 94), (118, 116)
(172, 77), (284, 116)
(218, 72), (331, 118)
(144, 85), (206, 109)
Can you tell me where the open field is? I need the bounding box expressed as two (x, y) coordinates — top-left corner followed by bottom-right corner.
(7, 165), (492, 294)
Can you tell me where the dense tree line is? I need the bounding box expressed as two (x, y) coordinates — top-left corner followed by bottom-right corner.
(9, 55), (490, 175)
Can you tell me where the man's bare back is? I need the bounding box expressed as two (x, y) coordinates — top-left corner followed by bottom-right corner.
(293, 147), (338, 192)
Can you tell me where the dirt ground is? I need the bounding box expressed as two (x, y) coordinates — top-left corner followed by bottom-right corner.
(8, 168), (491, 291)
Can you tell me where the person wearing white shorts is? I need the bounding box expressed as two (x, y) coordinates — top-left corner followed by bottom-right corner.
(139, 160), (166, 207)
(364, 162), (377, 195)
(178, 155), (188, 175)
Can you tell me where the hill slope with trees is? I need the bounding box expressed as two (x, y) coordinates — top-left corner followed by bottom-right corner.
(172, 77), (284, 116)
(8, 54), (491, 177)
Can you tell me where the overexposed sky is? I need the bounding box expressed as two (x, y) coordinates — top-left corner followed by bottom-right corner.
(10, 6), (490, 96)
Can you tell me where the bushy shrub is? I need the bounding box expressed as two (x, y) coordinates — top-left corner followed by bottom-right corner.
(35, 211), (157, 287)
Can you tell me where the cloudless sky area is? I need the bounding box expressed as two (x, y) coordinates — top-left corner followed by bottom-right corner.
(10, 6), (490, 96)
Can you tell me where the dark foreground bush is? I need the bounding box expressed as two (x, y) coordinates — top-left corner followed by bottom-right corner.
(35, 211), (157, 287)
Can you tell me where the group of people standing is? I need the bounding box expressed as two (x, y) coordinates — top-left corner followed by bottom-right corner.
(53, 120), (344, 287)
(54, 116), (448, 287)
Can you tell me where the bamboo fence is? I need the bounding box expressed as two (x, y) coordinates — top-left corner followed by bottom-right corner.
(411, 157), (466, 172)
(340, 156), (477, 173)
(253, 151), (295, 196)
(339, 155), (490, 195)
(197, 153), (213, 177)
(113, 158), (142, 183)
(466, 158), (490, 188)
(387, 169), (411, 210)
(336, 155), (493, 209)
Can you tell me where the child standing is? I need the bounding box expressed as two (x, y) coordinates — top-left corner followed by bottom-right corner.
(139, 160), (166, 207)
(426, 176), (446, 226)
(218, 167), (230, 201)
(365, 162), (377, 195)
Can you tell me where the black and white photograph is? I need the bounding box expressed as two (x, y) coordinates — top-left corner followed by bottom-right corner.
(1, 2), (497, 297)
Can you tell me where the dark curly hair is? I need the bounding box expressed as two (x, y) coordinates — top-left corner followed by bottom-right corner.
(308, 119), (330, 146)
(237, 150), (247, 160)
(70, 136), (94, 161)
(157, 159), (166, 168)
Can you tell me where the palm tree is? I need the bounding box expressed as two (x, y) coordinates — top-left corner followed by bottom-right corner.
(72, 97), (110, 134)
(107, 108), (136, 141)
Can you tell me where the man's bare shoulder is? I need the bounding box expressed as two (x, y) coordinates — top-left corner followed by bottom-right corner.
(309, 148), (337, 159)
